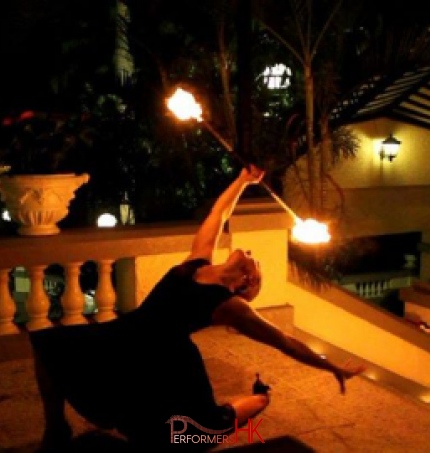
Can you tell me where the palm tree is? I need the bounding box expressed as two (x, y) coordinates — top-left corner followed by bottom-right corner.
(254, 0), (361, 220)
(252, 0), (430, 279)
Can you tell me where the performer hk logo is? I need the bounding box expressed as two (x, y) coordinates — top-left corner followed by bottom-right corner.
(166, 415), (265, 445)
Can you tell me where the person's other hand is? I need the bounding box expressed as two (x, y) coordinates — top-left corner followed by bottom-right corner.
(240, 164), (265, 185)
(333, 360), (367, 394)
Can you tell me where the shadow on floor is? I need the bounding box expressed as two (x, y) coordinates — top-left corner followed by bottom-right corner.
(2, 432), (316, 453)
(2, 432), (129, 453)
(222, 435), (316, 452)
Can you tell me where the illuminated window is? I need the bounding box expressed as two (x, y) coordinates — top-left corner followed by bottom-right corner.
(262, 64), (291, 90)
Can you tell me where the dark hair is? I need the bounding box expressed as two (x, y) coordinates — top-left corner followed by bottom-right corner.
(234, 283), (249, 296)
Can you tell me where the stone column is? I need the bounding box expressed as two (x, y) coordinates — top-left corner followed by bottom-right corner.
(61, 262), (87, 326)
(0, 268), (19, 335)
(419, 231), (430, 282)
(229, 197), (294, 310)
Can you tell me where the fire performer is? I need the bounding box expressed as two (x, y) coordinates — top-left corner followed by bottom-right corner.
(31, 165), (365, 452)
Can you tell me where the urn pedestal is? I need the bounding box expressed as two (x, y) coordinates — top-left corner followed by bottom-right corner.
(0, 173), (90, 236)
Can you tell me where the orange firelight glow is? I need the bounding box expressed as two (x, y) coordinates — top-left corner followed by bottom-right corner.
(166, 87), (331, 245)
(291, 218), (331, 244)
(167, 88), (203, 122)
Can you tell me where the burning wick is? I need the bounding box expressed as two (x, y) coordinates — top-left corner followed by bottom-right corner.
(166, 88), (203, 122)
(166, 87), (331, 244)
(292, 219), (331, 244)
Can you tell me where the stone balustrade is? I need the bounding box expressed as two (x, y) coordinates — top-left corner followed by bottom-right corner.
(2, 198), (430, 389)
(0, 197), (292, 335)
(0, 223), (198, 334)
(337, 270), (414, 300)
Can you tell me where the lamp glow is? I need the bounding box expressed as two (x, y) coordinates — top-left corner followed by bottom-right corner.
(419, 394), (430, 404)
(380, 134), (401, 161)
(262, 64), (291, 89)
(1, 209), (11, 222)
(97, 213), (118, 228)
(364, 371), (378, 381)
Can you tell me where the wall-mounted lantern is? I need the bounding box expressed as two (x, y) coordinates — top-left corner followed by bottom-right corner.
(380, 134), (401, 161)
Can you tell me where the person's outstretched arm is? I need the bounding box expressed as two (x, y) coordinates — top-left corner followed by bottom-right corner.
(213, 297), (366, 394)
(185, 165), (264, 263)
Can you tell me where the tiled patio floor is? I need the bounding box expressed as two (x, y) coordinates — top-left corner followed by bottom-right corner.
(1, 324), (430, 452)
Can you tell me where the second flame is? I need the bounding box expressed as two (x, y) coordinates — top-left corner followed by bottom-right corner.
(166, 88), (203, 122)
(166, 88), (331, 245)
(292, 218), (331, 244)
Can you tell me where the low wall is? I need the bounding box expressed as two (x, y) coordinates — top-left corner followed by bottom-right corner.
(286, 269), (430, 387)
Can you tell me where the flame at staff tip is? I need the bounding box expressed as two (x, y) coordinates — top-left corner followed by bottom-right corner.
(165, 87), (329, 247)
(292, 218), (331, 244)
(166, 88), (203, 122)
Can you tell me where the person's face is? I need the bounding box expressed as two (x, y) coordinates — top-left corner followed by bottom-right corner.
(228, 250), (262, 301)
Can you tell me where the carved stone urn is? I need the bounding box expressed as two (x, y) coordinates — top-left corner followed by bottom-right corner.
(0, 173), (90, 236)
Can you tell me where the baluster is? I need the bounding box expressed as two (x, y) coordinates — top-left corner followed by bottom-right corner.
(94, 260), (117, 322)
(364, 282), (370, 298)
(61, 262), (87, 326)
(0, 269), (19, 335)
(355, 283), (361, 296)
(383, 280), (389, 292)
(26, 265), (52, 331)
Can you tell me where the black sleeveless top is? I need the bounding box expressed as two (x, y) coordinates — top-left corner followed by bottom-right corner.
(30, 259), (236, 441)
(129, 258), (234, 334)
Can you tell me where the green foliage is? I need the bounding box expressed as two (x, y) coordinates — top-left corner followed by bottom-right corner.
(0, 110), (94, 176)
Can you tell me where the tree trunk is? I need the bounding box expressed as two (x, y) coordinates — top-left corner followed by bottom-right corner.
(320, 115), (331, 217)
(304, 63), (317, 215)
(235, 0), (253, 161)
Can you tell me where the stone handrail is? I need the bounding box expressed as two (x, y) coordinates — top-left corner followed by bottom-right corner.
(336, 270), (414, 299)
(2, 199), (430, 390)
(0, 197), (291, 335)
(0, 222), (218, 334)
